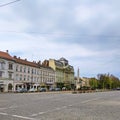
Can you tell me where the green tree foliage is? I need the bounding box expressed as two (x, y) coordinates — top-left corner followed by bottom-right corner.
(56, 82), (64, 89)
(97, 74), (120, 89)
(89, 78), (98, 90)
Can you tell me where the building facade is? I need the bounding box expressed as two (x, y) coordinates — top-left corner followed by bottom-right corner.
(0, 51), (15, 92)
(75, 77), (90, 90)
(0, 50), (55, 92)
(44, 57), (75, 89)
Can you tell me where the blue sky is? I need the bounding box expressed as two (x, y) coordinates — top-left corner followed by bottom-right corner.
(0, 0), (120, 78)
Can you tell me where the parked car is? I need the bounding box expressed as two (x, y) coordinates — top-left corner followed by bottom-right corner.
(49, 87), (55, 91)
(16, 88), (27, 93)
(62, 87), (66, 91)
(55, 87), (61, 91)
(39, 88), (47, 92)
(29, 88), (37, 92)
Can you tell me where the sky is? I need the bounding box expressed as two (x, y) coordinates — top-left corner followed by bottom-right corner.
(0, 0), (120, 78)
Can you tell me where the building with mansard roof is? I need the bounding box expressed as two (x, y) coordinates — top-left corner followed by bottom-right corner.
(42, 57), (75, 89)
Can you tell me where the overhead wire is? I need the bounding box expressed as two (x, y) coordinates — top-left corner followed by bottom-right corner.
(0, 0), (21, 7)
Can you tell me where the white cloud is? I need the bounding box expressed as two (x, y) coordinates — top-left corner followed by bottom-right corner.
(0, 0), (120, 78)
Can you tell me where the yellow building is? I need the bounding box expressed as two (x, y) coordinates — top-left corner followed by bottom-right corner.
(48, 57), (75, 89)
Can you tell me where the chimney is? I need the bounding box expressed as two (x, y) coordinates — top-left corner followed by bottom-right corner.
(6, 50), (9, 53)
(37, 61), (41, 65)
(14, 56), (17, 58)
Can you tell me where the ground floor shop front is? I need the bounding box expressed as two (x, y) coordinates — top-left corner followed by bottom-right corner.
(0, 80), (55, 92)
(0, 80), (13, 92)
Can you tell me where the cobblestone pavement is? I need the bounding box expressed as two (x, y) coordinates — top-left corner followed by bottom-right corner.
(0, 91), (120, 120)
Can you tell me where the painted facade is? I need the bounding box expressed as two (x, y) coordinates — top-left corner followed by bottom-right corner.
(47, 57), (75, 88)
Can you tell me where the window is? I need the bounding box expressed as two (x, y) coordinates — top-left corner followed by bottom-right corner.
(20, 75), (22, 81)
(27, 76), (30, 81)
(0, 62), (5, 70)
(34, 77), (36, 82)
(20, 66), (22, 72)
(37, 77), (39, 82)
(31, 69), (34, 74)
(28, 67), (30, 73)
(24, 67), (26, 73)
(16, 65), (18, 71)
(37, 70), (39, 75)
(24, 75), (26, 81)
(35, 69), (36, 74)
(0, 71), (2, 77)
(16, 74), (18, 80)
(8, 72), (12, 79)
(9, 63), (13, 70)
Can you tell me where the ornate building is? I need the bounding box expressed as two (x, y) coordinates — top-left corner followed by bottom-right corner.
(43, 57), (75, 89)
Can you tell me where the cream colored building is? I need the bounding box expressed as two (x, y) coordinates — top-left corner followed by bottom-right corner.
(0, 51), (14, 92)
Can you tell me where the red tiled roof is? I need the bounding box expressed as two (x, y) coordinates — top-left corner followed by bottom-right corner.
(14, 57), (39, 68)
(0, 51), (51, 69)
(0, 51), (14, 61)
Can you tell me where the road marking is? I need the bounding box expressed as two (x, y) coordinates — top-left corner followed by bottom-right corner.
(55, 107), (61, 110)
(12, 115), (35, 120)
(39, 112), (46, 114)
(31, 105), (68, 117)
(68, 105), (72, 107)
(0, 112), (8, 115)
(31, 113), (38, 117)
(81, 98), (101, 104)
(9, 105), (18, 109)
(0, 112), (36, 120)
(62, 106), (67, 109)
(0, 108), (7, 110)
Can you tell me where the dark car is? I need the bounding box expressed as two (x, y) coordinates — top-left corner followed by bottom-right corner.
(49, 88), (55, 91)
(39, 88), (47, 92)
(16, 88), (27, 93)
(55, 87), (61, 91)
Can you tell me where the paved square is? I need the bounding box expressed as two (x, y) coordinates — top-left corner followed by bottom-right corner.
(0, 91), (120, 120)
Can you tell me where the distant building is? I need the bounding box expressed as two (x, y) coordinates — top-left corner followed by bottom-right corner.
(75, 76), (90, 90)
(43, 57), (75, 89)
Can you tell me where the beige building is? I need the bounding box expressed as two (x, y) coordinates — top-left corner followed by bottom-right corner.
(75, 77), (90, 90)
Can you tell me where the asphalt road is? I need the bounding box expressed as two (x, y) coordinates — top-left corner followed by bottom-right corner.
(0, 91), (120, 120)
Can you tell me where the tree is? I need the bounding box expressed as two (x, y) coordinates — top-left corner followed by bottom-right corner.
(89, 78), (98, 90)
(97, 73), (120, 89)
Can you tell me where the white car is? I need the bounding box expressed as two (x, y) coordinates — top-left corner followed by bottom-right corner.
(29, 88), (37, 92)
